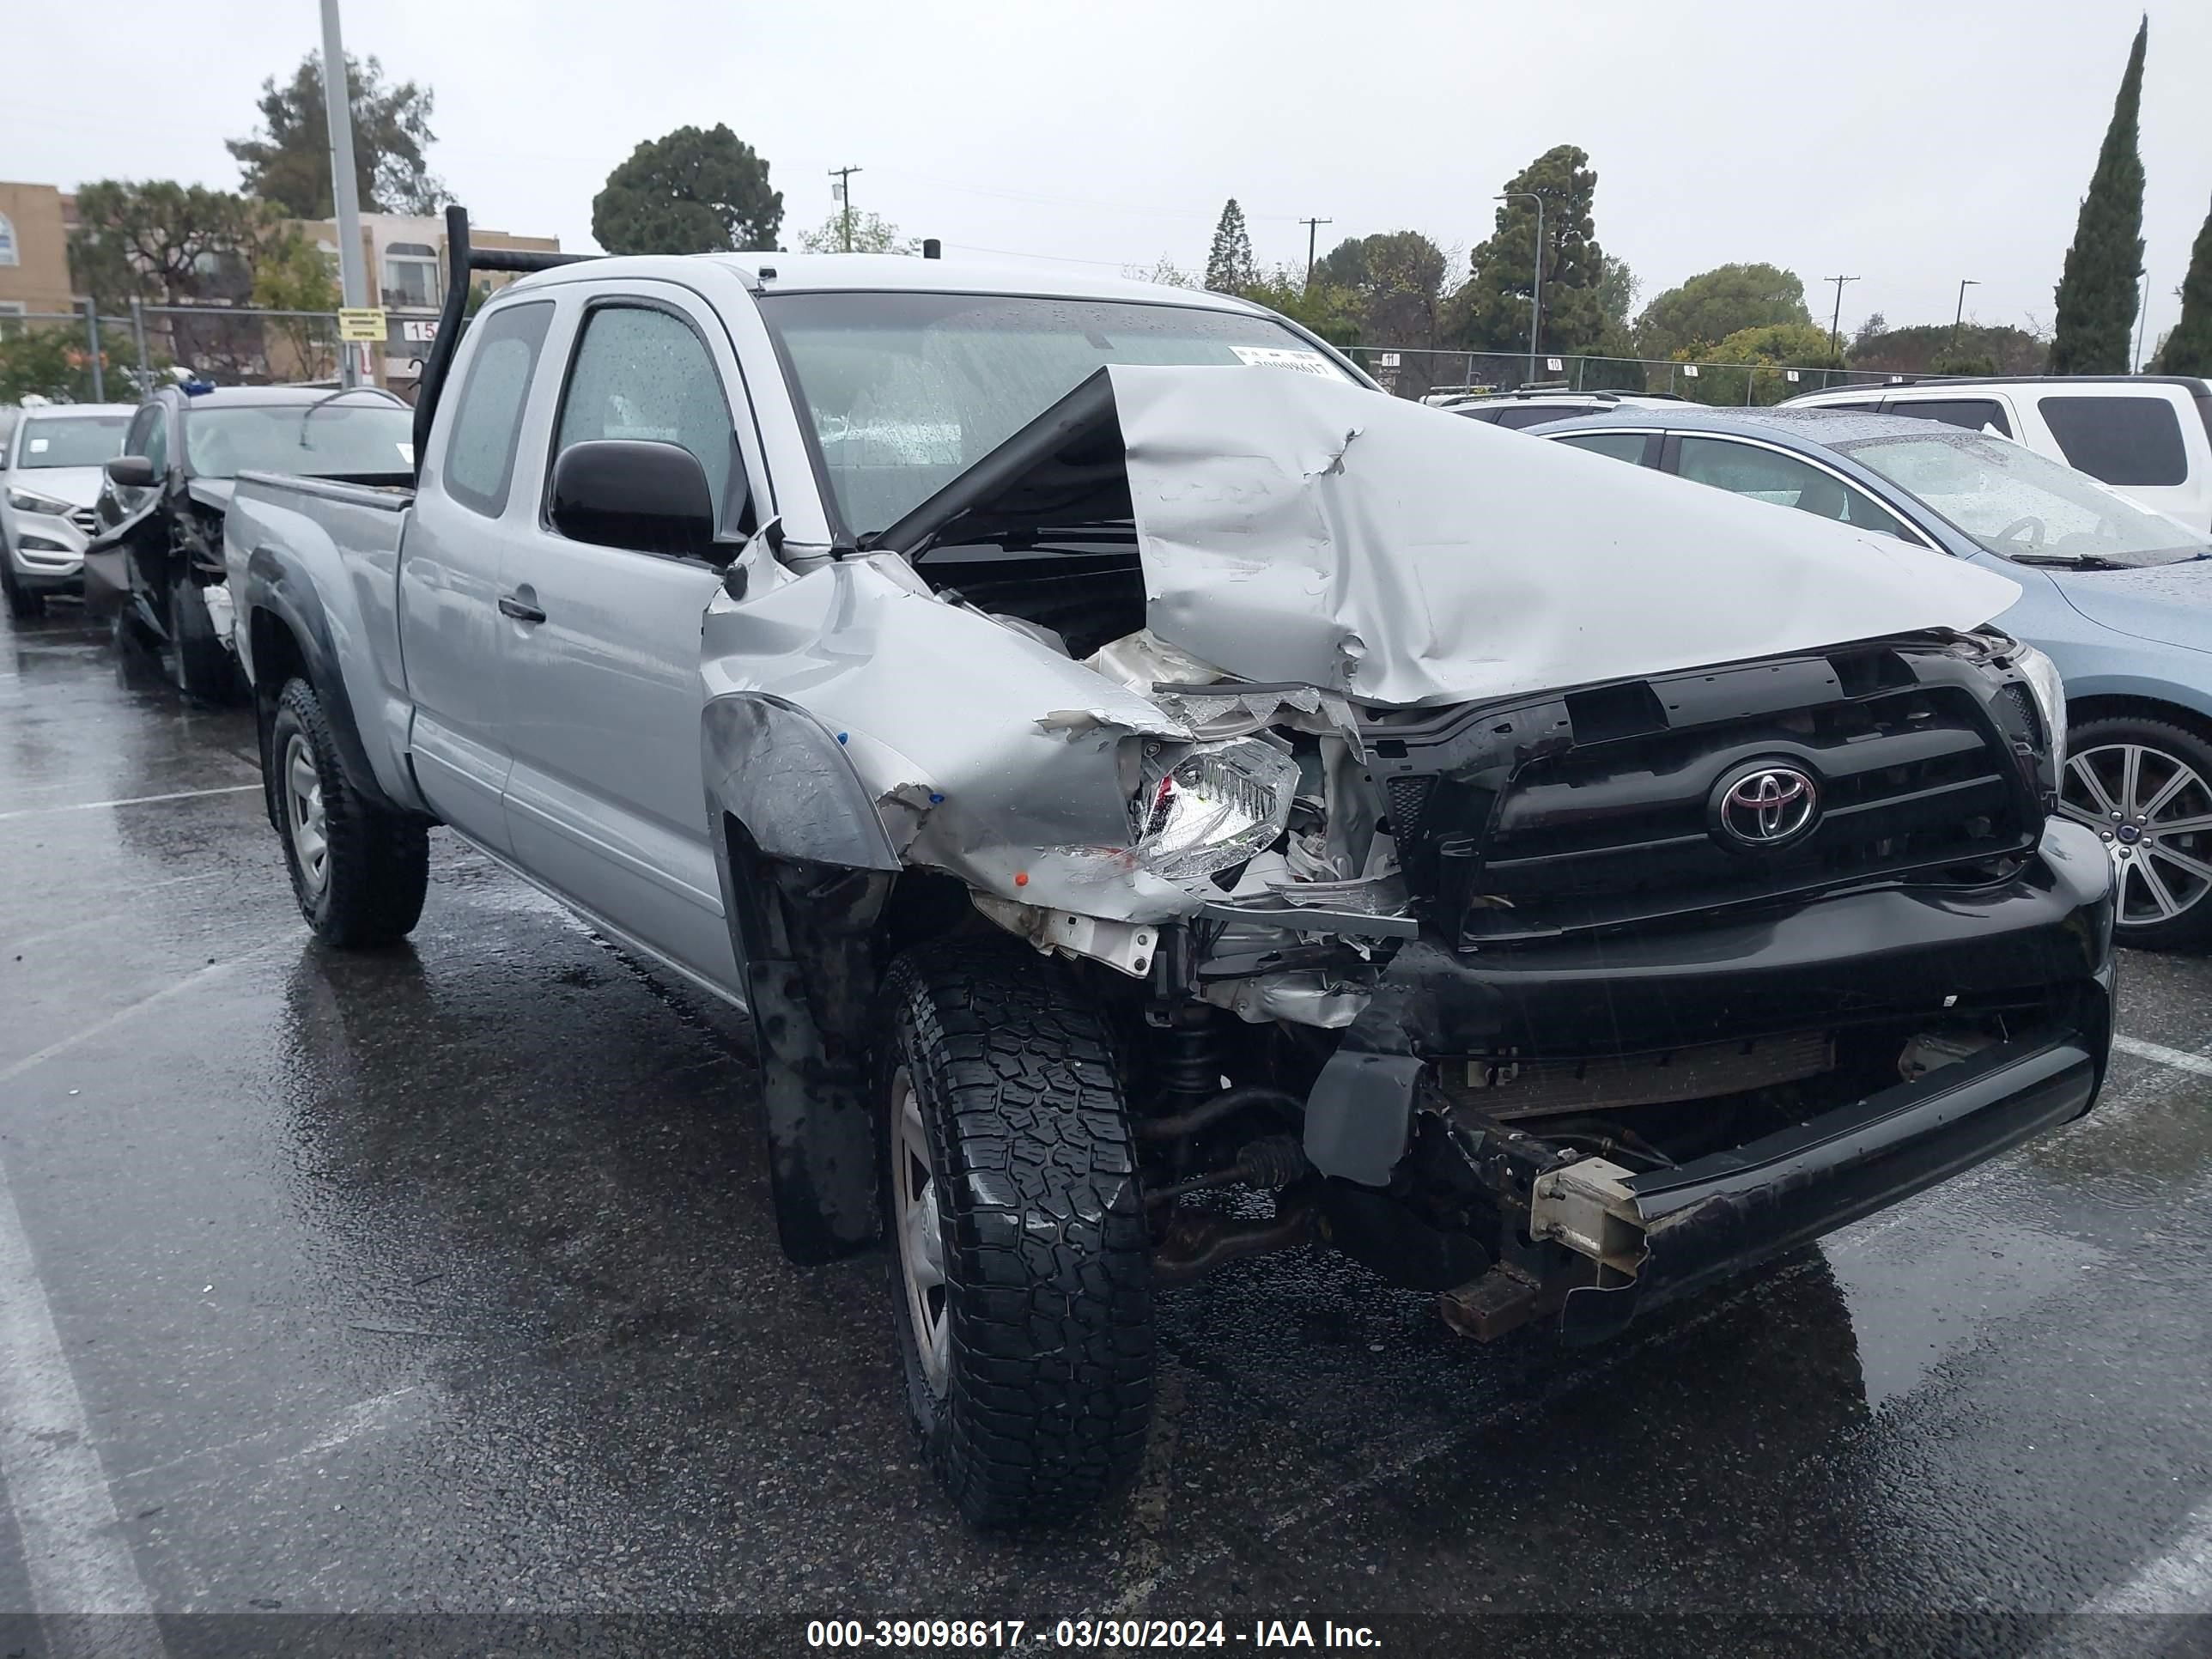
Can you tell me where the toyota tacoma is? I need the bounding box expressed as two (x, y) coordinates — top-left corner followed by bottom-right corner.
(222, 210), (2117, 1527)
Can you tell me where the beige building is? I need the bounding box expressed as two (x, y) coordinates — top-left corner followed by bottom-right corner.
(0, 182), (77, 322)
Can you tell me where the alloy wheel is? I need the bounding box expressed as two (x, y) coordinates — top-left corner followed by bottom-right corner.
(2058, 741), (2212, 927)
(890, 1066), (951, 1395)
(283, 732), (331, 899)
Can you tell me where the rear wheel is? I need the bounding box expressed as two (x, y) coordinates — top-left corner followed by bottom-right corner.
(2059, 715), (2212, 950)
(270, 676), (429, 948)
(877, 940), (1154, 1528)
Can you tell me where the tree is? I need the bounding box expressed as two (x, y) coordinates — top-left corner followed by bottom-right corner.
(592, 125), (781, 255)
(227, 52), (445, 218)
(1443, 146), (1610, 362)
(2153, 195), (2212, 375)
(1633, 264), (1809, 361)
(2050, 18), (2148, 374)
(1595, 253), (1639, 330)
(0, 324), (154, 404)
(796, 210), (913, 255)
(1124, 257), (1197, 288)
(69, 180), (281, 377)
(1237, 267), (1360, 347)
(1205, 199), (1255, 294)
(1311, 231), (1448, 345)
(252, 233), (343, 380)
(1850, 319), (2048, 377)
(1680, 321), (1841, 407)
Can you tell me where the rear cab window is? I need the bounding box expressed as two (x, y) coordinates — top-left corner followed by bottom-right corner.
(2038, 394), (2187, 486)
(441, 301), (556, 517)
(1886, 397), (2014, 438)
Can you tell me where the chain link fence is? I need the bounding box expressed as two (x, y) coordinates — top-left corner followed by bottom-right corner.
(1339, 345), (1917, 407)
(0, 301), (349, 404)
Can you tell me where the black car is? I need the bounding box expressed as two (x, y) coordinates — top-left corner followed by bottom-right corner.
(88, 382), (415, 697)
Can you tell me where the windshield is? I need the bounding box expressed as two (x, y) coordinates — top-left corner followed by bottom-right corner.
(181, 399), (416, 481)
(15, 415), (131, 469)
(759, 290), (1354, 537)
(1838, 429), (2209, 568)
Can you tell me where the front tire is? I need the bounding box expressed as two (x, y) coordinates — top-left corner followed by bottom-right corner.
(2060, 714), (2212, 951)
(270, 677), (429, 948)
(0, 556), (43, 621)
(877, 940), (1155, 1528)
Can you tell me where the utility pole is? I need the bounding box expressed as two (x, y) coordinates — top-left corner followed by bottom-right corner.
(319, 0), (369, 388)
(2133, 265), (2149, 372)
(1498, 192), (1544, 385)
(1951, 279), (1980, 351)
(1299, 216), (1332, 286)
(829, 166), (862, 252)
(1825, 274), (1859, 362)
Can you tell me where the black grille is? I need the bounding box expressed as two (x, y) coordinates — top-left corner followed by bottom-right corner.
(1372, 656), (2039, 945)
(69, 507), (98, 535)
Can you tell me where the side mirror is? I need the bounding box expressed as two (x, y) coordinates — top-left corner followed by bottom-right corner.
(548, 439), (718, 560)
(105, 455), (157, 489)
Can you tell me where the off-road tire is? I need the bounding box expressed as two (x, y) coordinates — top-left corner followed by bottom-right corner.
(271, 676), (429, 948)
(0, 557), (43, 621)
(2063, 714), (2212, 951)
(877, 939), (1155, 1528)
(167, 578), (239, 704)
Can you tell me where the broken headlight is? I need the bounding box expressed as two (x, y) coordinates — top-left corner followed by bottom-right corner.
(1133, 738), (1300, 882)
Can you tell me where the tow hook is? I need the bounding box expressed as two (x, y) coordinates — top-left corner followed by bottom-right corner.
(1528, 1156), (1646, 1278)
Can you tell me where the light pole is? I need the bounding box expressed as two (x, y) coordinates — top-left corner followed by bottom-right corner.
(1952, 279), (1980, 351)
(1496, 192), (1543, 385)
(1299, 216), (1332, 286)
(319, 0), (369, 388)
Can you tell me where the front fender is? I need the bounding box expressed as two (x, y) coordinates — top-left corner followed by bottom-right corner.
(700, 692), (900, 872)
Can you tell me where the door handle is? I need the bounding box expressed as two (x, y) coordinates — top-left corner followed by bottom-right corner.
(498, 593), (546, 624)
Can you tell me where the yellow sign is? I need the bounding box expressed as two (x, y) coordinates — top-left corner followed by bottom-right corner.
(337, 307), (388, 343)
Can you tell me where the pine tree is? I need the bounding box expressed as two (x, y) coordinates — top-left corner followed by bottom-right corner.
(1205, 199), (1255, 295)
(2050, 17), (2148, 374)
(2153, 196), (2212, 376)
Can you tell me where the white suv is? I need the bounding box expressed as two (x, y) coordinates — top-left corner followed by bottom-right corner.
(1784, 375), (2212, 533)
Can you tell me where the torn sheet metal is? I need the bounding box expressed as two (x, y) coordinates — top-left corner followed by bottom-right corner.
(701, 553), (1202, 921)
(1103, 365), (2021, 708)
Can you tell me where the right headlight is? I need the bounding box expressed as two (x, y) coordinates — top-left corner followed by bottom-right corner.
(6, 486), (76, 517)
(2014, 643), (2067, 778)
(1133, 738), (1299, 883)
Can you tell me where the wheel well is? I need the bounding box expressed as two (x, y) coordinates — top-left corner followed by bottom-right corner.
(248, 605), (309, 710)
(2066, 696), (2212, 748)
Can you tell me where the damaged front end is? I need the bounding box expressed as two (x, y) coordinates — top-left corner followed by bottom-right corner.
(704, 361), (2114, 1331)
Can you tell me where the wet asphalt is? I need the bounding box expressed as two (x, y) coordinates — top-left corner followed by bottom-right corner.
(2, 602), (2211, 1659)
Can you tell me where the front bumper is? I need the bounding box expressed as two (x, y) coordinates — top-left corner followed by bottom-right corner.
(3, 509), (89, 591)
(1301, 818), (2118, 1337)
(1554, 1021), (2104, 1343)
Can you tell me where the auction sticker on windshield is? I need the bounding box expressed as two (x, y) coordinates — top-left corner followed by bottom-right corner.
(1229, 344), (1338, 376)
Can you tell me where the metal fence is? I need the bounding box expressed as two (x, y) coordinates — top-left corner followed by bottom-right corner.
(1339, 344), (1923, 406)
(0, 301), (349, 402)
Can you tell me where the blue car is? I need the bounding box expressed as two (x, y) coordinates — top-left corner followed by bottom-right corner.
(1526, 405), (2212, 948)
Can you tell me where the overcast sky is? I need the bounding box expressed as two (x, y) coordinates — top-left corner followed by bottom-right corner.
(6, 0), (2207, 356)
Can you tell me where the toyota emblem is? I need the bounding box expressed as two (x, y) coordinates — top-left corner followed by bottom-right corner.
(1712, 763), (1820, 848)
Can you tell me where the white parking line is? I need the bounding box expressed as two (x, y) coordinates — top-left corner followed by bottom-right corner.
(2088, 1497), (2212, 1613)
(0, 945), (278, 1087)
(0, 1159), (159, 1621)
(0, 784), (258, 823)
(2112, 1034), (2212, 1081)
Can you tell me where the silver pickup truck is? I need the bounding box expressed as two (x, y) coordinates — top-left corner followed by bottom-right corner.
(227, 210), (2117, 1527)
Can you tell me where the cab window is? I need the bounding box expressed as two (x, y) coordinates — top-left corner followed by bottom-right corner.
(551, 303), (744, 532)
(1675, 436), (1914, 539)
(442, 301), (555, 518)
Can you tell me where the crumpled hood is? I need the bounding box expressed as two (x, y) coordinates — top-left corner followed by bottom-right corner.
(2049, 558), (2212, 653)
(1108, 366), (2022, 707)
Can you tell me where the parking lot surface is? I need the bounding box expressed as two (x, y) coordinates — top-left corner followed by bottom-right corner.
(3, 603), (2211, 1657)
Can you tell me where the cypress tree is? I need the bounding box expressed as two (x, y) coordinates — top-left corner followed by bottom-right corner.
(2153, 197), (2212, 376)
(2050, 17), (2148, 374)
(1205, 199), (1255, 295)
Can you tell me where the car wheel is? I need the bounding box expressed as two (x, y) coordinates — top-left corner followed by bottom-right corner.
(167, 579), (240, 703)
(270, 676), (430, 948)
(0, 556), (43, 621)
(2059, 715), (2212, 950)
(877, 939), (1154, 1528)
